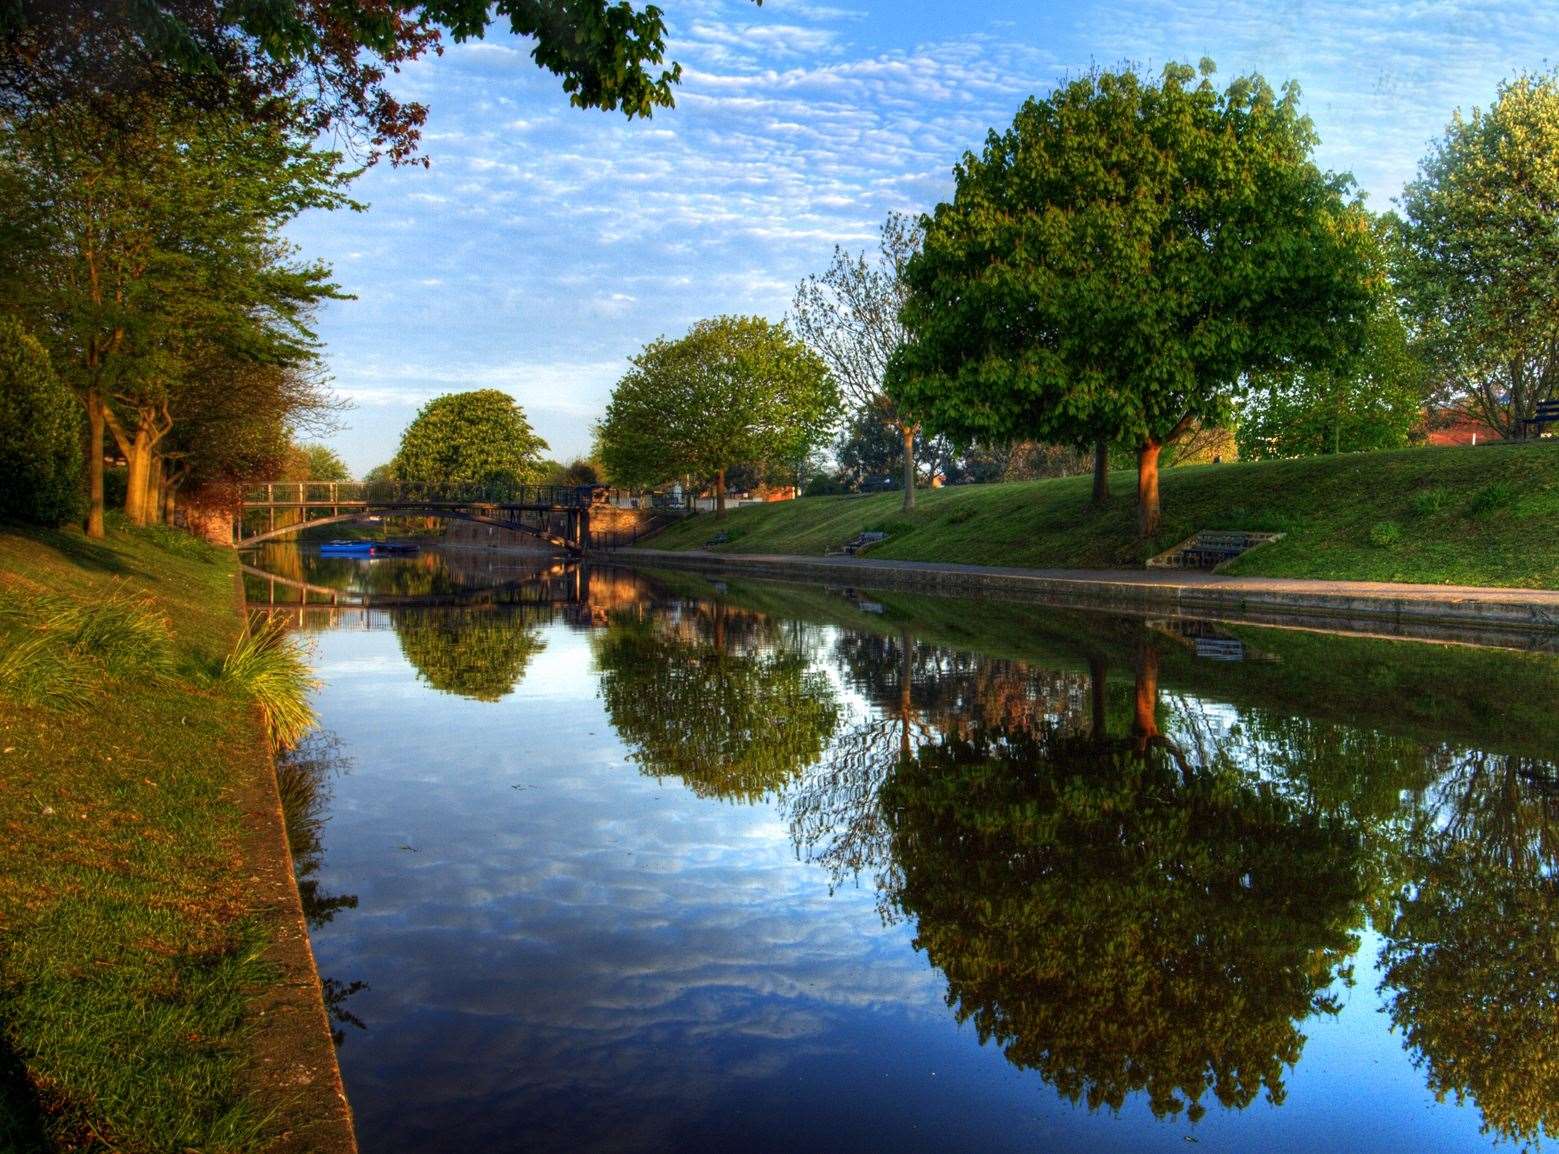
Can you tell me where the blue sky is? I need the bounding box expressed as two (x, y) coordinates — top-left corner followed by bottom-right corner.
(289, 0), (1558, 474)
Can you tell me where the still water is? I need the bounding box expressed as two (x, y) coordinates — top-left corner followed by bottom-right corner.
(245, 543), (1559, 1154)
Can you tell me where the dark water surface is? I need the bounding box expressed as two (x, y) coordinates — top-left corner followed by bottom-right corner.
(245, 544), (1559, 1154)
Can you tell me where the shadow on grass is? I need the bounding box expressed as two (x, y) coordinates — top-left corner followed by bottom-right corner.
(29, 526), (144, 578)
(0, 1034), (50, 1154)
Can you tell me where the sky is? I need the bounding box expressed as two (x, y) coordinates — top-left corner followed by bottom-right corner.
(287, 0), (1559, 475)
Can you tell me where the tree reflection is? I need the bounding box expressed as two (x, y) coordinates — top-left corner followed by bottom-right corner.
(872, 637), (1374, 1122)
(778, 620), (1380, 1122)
(1378, 752), (1559, 1146)
(392, 609), (547, 701)
(275, 732), (368, 1046)
(594, 604), (840, 802)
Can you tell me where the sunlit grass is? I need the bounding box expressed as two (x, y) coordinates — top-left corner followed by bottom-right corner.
(0, 522), (284, 1150)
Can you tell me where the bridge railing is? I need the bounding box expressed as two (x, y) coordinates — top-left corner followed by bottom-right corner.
(241, 481), (594, 507)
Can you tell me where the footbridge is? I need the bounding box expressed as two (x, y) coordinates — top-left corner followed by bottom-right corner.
(236, 482), (594, 552)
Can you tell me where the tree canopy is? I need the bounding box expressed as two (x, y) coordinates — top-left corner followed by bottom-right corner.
(1395, 69), (1559, 439)
(1, 0), (762, 166)
(391, 389), (549, 494)
(596, 315), (839, 516)
(890, 61), (1377, 534)
(0, 316), (81, 526)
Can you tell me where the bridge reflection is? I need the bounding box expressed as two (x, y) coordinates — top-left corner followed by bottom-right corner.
(242, 551), (652, 634)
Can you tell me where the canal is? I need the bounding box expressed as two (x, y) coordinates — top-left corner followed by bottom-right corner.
(244, 543), (1559, 1153)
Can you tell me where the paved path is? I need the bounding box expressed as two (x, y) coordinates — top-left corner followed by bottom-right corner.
(612, 548), (1559, 638)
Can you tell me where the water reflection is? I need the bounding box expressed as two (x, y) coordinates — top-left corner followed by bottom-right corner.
(243, 549), (1559, 1151)
(393, 609), (548, 701)
(275, 732), (368, 1046)
(594, 604), (840, 801)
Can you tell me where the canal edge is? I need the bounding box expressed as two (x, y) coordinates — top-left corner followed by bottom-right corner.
(230, 569), (360, 1154)
(601, 548), (1559, 646)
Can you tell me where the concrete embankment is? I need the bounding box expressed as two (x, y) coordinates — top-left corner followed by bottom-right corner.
(232, 576), (358, 1154)
(608, 548), (1559, 647)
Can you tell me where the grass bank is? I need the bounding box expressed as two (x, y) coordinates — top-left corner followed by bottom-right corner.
(643, 442), (1559, 589)
(0, 522), (319, 1152)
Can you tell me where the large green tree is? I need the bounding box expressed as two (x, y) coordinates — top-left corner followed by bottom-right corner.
(2, 0), (762, 166)
(891, 62), (1377, 535)
(596, 315), (839, 517)
(1395, 70), (1559, 439)
(391, 389), (549, 494)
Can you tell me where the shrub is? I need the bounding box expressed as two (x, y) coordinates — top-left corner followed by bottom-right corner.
(1368, 520), (1403, 547)
(0, 317), (82, 526)
(1467, 482), (1516, 518)
(1409, 488), (1450, 518)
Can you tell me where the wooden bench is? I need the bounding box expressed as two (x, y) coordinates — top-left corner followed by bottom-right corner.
(1519, 400), (1559, 439)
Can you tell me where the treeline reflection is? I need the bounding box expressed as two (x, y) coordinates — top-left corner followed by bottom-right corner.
(587, 592), (1559, 1144)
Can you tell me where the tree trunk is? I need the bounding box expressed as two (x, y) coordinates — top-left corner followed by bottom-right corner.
(900, 629), (914, 760)
(1132, 638), (1160, 752)
(84, 389), (106, 538)
(144, 452), (162, 524)
(122, 427), (153, 525)
(1091, 439), (1111, 505)
(163, 481), (177, 525)
(1136, 440), (1162, 538)
(715, 468), (727, 519)
(900, 423), (917, 511)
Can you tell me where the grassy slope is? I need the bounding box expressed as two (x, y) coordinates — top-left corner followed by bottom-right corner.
(0, 524), (274, 1152)
(644, 442), (1559, 589)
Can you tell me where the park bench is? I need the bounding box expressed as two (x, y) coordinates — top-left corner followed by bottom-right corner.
(827, 531), (888, 556)
(1519, 400), (1559, 438)
(705, 531), (730, 546)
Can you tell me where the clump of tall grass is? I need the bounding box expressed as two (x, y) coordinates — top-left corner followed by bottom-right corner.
(0, 632), (95, 709)
(217, 613), (318, 749)
(0, 585), (172, 707)
(44, 588), (175, 676)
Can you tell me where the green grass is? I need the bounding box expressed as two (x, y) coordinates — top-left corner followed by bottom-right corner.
(643, 442), (1559, 588)
(0, 521), (296, 1152)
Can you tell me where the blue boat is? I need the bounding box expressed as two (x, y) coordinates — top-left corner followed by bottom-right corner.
(318, 540), (420, 557)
